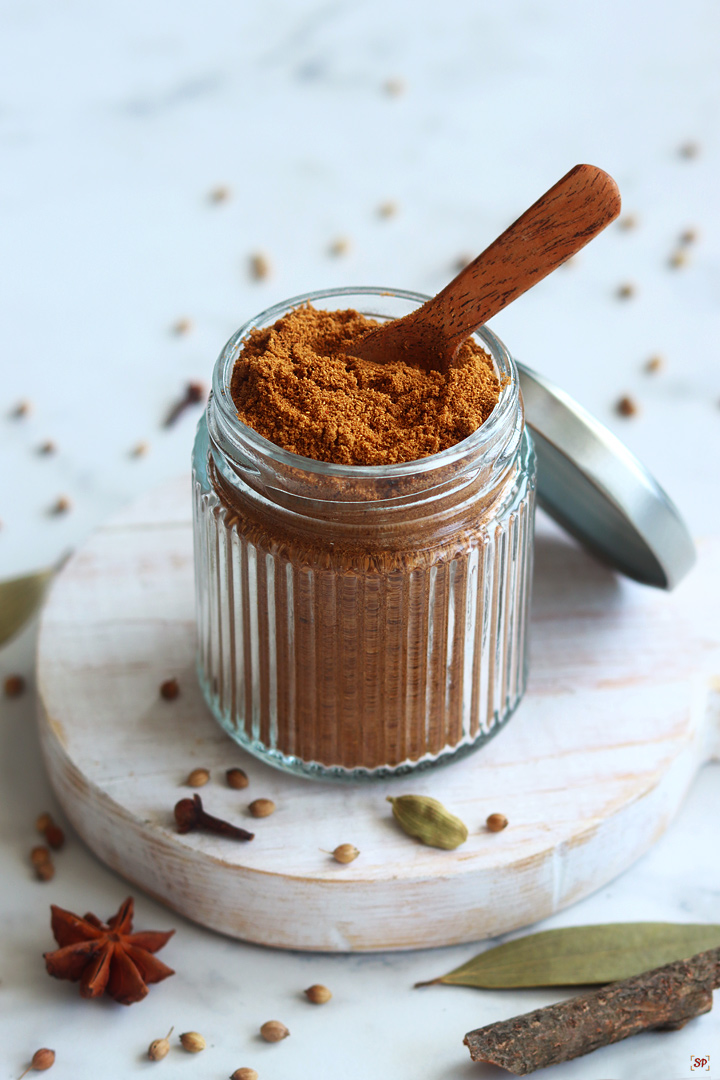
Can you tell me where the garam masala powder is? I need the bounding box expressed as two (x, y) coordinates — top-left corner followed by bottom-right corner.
(229, 305), (501, 465)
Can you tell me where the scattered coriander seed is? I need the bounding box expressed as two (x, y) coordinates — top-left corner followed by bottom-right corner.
(19, 1048), (55, 1076)
(453, 253), (473, 272)
(130, 441), (149, 458)
(616, 395), (639, 418)
(383, 77), (405, 96)
(248, 798), (275, 818)
(226, 767), (249, 789)
(616, 283), (636, 300)
(44, 822), (65, 850)
(35, 860), (55, 882)
(173, 317), (193, 335)
(331, 843), (359, 864)
(260, 1020), (289, 1043)
(30, 845), (52, 866)
(328, 237), (350, 257)
(11, 400), (31, 418)
(35, 812), (52, 833)
(668, 249), (688, 269)
(679, 140), (700, 159)
(304, 984), (332, 1004)
(377, 200), (398, 218)
(249, 253), (271, 281)
(209, 185), (231, 203)
(679, 228), (698, 245)
(160, 678), (180, 701)
(148, 1027), (174, 1061)
(230, 1069), (258, 1080)
(187, 767), (210, 788)
(486, 813), (508, 832)
(179, 1031), (206, 1053)
(38, 441), (56, 455)
(618, 214), (637, 231)
(50, 496), (71, 515)
(645, 355), (664, 374)
(4, 674), (26, 698)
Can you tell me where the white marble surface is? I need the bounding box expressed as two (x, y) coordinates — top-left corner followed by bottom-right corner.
(1, 1), (719, 1077)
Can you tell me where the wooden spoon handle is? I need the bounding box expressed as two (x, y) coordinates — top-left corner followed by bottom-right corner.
(427, 164), (621, 354)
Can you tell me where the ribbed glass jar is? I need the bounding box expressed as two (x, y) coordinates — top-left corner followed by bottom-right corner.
(192, 288), (536, 779)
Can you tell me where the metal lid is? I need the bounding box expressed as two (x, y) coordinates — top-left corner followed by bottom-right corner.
(517, 363), (696, 590)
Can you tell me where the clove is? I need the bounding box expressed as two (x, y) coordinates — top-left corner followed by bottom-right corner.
(174, 794), (254, 841)
(164, 382), (206, 428)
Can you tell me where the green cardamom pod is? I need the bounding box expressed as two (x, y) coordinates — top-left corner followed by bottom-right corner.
(387, 795), (468, 850)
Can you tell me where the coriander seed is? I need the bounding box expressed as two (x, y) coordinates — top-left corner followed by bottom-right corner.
(44, 822), (65, 850)
(679, 140), (700, 158)
(260, 1020), (289, 1043)
(377, 200), (397, 218)
(328, 237), (350, 257)
(616, 395), (639, 418)
(4, 674), (25, 698)
(645, 355), (664, 374)
(668, 249), (688, 268)
(249, 253), (271, 281)
(230, 1069), (258, 1080)
(30, 845), (51, 866)
(179, 1031), (206, 1053)
(226, 767), (249, 789)
(616, 283), (636, 300)
(30, 846), (54, 879)
(486, 813), (508, 832)
(148, 1026), (174, 1061)
(248, 798), (275, 818)
(35, 812), (52, 833)
(304, 983), (332, 1004)
(383, 77), (405, 96)
(173, 318), (192, 335)
(19, 1048), (55, 1076)
(187, 767), (210, 788)
(332, 843), (359, 864)
(679, 228), (698, 245)
(209, 185), (231, 203)
(160, 677), (180, 701)
(50, 495), (71, 515)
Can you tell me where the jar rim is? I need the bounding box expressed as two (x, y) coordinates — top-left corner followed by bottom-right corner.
(211, 286), (519, 479)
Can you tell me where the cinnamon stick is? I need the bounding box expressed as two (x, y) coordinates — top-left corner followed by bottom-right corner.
(464, 947), (720, 1075)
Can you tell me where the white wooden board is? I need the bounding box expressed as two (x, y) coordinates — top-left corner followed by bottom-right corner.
(36, 476), (720, 951)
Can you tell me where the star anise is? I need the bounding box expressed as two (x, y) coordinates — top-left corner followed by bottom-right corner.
(44, 896), (175, 1005)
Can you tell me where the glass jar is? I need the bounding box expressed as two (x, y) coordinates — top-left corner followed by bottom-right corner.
(192, 288), (536, 779)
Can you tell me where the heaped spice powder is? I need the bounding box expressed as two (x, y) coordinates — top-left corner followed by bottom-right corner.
(230, 305), (500, 465)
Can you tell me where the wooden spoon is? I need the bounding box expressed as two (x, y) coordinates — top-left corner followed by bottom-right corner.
(351, 164), (621, 373)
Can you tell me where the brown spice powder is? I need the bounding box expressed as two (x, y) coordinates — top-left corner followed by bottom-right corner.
(229, 305), (500, 466)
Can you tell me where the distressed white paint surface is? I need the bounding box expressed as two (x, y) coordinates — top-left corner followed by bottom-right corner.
(36, 477), (720, 951)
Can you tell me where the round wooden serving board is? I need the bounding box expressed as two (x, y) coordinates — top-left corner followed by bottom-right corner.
(37, 477), (720, 952)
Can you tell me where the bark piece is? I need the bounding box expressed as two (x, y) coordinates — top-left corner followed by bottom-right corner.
(464, 947), (720, 1075)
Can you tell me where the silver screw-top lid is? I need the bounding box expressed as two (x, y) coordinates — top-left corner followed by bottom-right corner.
(517, 363), (696, 590)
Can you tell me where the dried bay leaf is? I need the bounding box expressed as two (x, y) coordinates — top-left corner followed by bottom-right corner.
(0, 568), (54, 647)
(418, 923), (720, 989)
